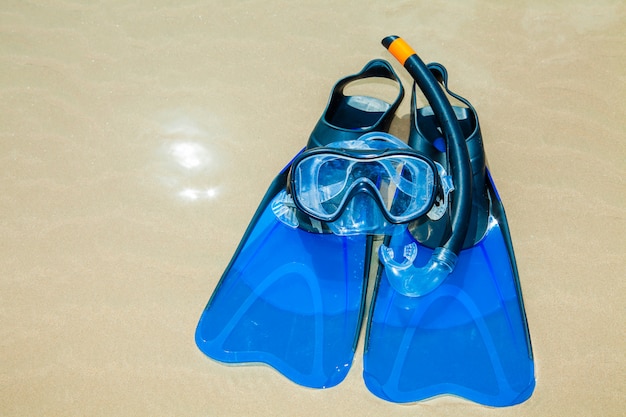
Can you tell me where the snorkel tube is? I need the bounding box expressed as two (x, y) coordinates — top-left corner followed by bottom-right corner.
(379, 36), (473, 297)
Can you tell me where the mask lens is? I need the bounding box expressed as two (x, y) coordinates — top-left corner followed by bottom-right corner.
(292, 150), (436, 226)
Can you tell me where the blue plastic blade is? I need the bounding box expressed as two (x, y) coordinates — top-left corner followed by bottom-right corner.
(196, 200), (369, 388)
(364, 211), (534, 406)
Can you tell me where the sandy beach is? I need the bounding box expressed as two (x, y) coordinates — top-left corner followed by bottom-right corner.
(1, 1), (624, 416)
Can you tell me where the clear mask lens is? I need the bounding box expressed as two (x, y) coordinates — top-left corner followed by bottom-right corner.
(289, 133), (438, 234)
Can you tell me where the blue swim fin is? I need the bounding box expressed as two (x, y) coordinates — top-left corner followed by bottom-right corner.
(363, 61), (535, 406)
(195, 59), (404, 388)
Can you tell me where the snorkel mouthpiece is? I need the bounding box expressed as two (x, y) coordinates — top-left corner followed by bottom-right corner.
(379, 245), (458, 297)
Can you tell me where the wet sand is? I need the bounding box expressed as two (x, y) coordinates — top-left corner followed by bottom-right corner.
(1, 1), (624, 416)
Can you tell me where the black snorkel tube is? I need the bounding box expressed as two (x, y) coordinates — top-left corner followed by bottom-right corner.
(379, 36), (473, 297)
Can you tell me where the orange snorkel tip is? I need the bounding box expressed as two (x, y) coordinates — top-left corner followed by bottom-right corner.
(381, 35), (416, 66)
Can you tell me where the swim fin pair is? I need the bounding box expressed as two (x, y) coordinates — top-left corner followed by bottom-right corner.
(195, 37), (535, 407)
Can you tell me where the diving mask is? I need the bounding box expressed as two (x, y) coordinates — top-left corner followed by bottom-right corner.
(273, 132), (452, 235)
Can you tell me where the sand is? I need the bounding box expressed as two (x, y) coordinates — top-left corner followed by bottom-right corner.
(1, 1), (624, 416)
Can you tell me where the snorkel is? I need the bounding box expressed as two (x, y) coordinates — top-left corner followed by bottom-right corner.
(379, 36), (473, 297)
